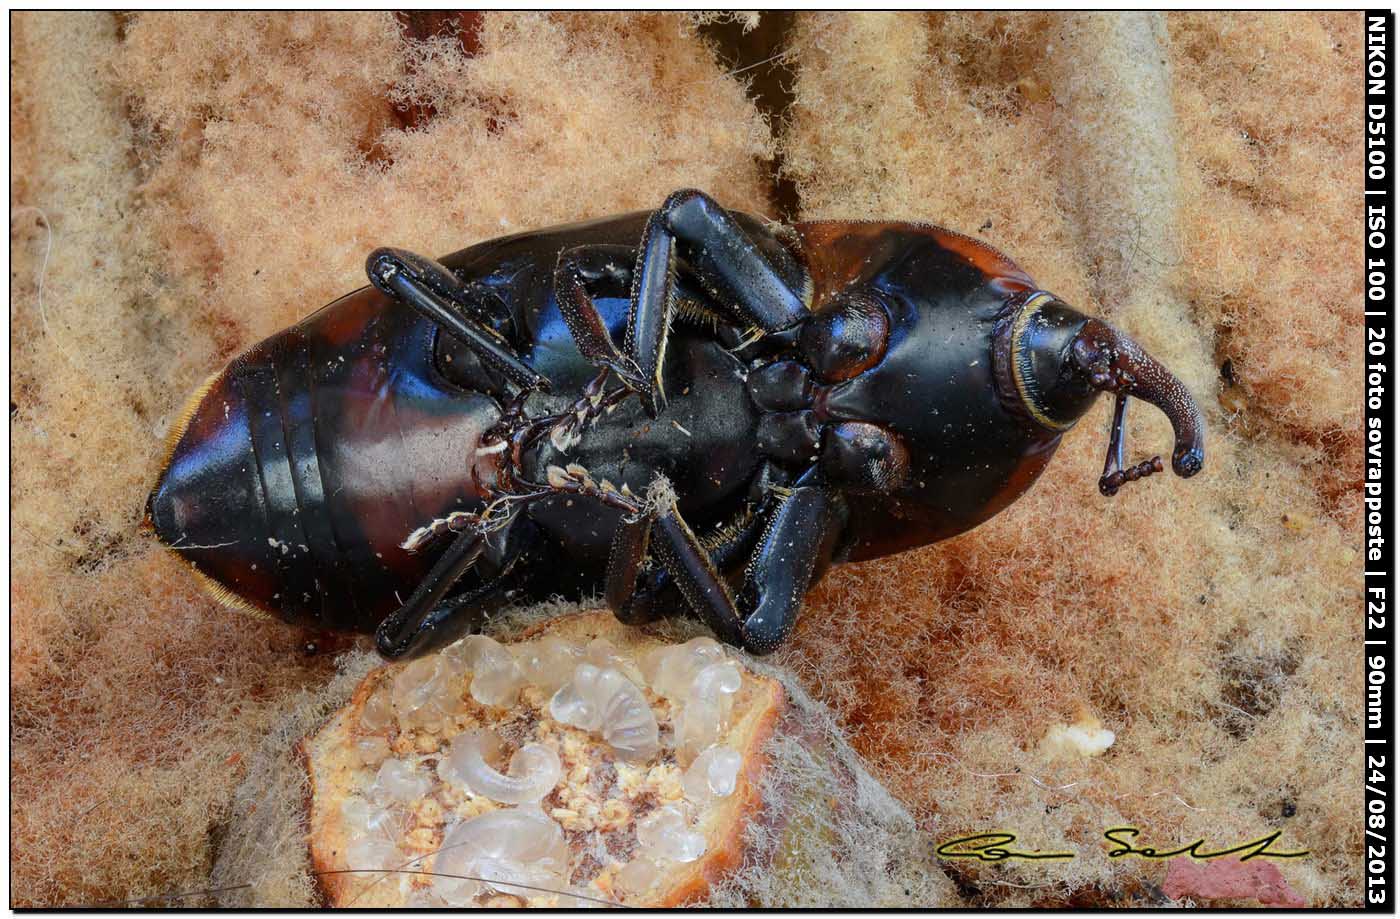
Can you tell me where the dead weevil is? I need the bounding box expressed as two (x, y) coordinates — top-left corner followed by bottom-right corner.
(148, 189), (1204, 658)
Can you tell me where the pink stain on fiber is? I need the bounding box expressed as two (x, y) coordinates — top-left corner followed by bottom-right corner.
(1162, 856), (1306, 908)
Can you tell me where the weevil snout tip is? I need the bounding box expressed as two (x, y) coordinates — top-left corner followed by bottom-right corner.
(1173, 444), (1205, 479)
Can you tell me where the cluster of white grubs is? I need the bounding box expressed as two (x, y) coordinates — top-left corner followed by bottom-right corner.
(339, 632), (748, 906)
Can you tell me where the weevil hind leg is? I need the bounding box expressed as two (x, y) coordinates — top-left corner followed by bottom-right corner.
(645, 497), (746, 647)
(367, 247), (549, 393)
(375, 507), (530, 659)
(376, 527), (490, 659)
(376, 572), (516, 660)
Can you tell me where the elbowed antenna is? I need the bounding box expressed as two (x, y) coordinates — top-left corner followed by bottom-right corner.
(1068, 318), (1206, 496)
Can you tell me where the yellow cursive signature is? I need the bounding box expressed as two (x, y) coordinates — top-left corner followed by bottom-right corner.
(1102, 826), (1309, 862)
(935, 832), (1076, 862)
(935, 828), (1309, 864)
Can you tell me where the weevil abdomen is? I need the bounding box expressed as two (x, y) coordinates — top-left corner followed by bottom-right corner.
(148, 285), (502, 630)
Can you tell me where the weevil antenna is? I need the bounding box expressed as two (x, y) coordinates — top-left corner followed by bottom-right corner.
(1096, 392), (1165, 497)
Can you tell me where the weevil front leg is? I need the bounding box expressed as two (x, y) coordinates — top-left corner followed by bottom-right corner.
(604, 475), (842, 654)
(367, 247), (550, 392)
(732, 484), (844, 652)
(560, 190), (809, 417)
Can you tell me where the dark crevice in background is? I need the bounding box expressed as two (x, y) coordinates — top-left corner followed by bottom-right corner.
(695, 13), (802, 223)
(391, 11), (485, 131)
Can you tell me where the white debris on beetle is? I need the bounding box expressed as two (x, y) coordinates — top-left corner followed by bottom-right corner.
(333, 627), (754, 906)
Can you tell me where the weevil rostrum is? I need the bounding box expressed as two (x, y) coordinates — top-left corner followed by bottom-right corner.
(147, 189), (1205, 659)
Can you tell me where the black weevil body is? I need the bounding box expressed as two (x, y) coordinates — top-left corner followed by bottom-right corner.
(148, 190), (1204, 659)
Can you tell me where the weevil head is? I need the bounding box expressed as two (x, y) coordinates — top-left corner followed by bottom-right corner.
(992, 293), (1102, 432)
(788, 278), (1204, 559)
(994, 292), (1207, 482)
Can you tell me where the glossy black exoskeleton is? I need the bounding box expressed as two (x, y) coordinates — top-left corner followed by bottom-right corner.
(147, 190), (1205, 659)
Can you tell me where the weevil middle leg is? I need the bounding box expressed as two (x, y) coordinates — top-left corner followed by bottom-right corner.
(374, 505), (535, 659)
(558, 190), (811, 417)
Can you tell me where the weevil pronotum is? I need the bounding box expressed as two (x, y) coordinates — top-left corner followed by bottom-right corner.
(148, 190), (1204, 658)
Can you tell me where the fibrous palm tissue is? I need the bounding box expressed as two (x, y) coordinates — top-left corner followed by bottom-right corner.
(10, 11), (1362, 907)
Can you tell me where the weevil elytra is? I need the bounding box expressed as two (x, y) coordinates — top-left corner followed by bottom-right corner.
(148, 189), (1204, 658)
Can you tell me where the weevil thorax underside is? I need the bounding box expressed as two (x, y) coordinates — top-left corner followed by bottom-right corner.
(786, 221), (1080, 559)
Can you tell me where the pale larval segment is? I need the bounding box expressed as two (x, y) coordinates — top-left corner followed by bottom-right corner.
(641, 637), (742, 762)
(617, 801), (708, 900)
(516, 636), (583, 694)
(340, 798), (408, 872)
(444, 635), (526, 707)
(642, 637), (727, 701)
(674, 661), (743, 762)
(636, 804), (707, 863)
(390, 656), (465, 730)
(550, 663), (660, 762)
(428, 807), (571, 905)
(682, 744), (742, 806)
(369, 758), (432, 806)
(440, 729), (562, 804)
